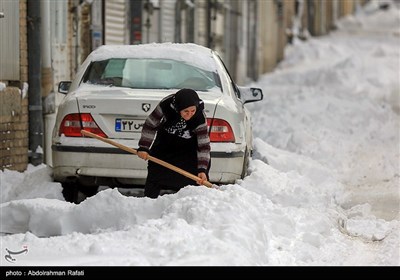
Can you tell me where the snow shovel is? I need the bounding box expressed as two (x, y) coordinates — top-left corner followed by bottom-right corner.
(80, 130), (215, 188)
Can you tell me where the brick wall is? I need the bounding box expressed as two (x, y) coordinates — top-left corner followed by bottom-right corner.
(0, 88), (29, 171)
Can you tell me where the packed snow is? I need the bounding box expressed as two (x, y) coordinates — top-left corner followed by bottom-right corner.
(1, 0), (399, 266)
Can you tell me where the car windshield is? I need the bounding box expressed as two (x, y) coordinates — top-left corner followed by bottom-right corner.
(82, 58), (222, 91)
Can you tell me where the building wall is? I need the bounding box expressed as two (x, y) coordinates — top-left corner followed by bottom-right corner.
(259, 0), (279, 74)
(284, 0), (296, 30)
(276, 0), (287, 62)
(0, 0), (29, 172)
(234, 0), (248, 85)
(326, 0), (333, 31)
(0, 88), (29, 172)
(340, 0), (355, 16)
(301, 0), (310, 37)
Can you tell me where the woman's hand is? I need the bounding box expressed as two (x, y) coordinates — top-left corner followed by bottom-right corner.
(137, 151), (149, 161)
(197, 172), (207, 185)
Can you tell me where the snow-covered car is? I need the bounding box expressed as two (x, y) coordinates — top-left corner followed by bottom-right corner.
(52, 43), (263, 201)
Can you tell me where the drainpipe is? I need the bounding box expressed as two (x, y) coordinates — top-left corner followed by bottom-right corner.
(174, 0), (182, 43)
(27, 0), (44, 166)
(41, 0), (55, 166)
(41, 0), (54, 114)
(206, 0), (212, 48)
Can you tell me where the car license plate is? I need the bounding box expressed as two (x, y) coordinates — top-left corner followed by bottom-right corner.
(115, 119), (144, 132)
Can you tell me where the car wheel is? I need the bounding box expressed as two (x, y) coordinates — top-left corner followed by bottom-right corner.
(80, 185), (99, 198)
(61, 182), (79, 203)
(62, 182), (99, 203)
(241, 147), (251, 179)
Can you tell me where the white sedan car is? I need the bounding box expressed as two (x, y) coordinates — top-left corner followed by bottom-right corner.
(52, 43), (263, 202)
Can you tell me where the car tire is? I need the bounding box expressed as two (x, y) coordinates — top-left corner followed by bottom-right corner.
(62, 182), (98, 203)
(80, 185), (99, 198)
(61, 182), (79, 203)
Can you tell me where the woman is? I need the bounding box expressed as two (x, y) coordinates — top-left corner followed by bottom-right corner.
(137, 88), (211, 198)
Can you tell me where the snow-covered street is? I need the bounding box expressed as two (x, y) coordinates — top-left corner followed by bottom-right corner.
(1, 0), (399, 266)
(248, 2), (400, 222)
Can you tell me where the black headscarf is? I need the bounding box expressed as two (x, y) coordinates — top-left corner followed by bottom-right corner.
(174, 88), (200, 112)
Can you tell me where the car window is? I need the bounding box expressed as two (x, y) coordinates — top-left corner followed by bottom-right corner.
(214, 54), (241, 99)
(82, 58), (222, 92)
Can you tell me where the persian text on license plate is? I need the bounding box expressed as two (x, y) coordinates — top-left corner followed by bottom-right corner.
(115, 119), (144, 132)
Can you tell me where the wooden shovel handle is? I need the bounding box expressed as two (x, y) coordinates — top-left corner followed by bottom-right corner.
(80, 130), (214, 188)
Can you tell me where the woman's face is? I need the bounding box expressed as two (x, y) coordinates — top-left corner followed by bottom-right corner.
(180, 106), (197, 121)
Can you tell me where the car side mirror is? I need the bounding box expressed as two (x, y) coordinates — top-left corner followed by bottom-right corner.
(238, 86), (264, 104)
(58, 81), (71, 94)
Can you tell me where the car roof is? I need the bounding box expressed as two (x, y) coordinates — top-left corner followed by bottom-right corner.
(86, 43), (219, 72)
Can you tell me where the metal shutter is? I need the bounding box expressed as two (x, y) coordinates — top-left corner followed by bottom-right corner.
(0, 0), (19, 80)
(160, 0), (175, 42)
(105, 0), (128, 45)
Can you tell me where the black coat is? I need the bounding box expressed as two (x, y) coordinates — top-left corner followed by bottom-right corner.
(138, 93), (211, 188)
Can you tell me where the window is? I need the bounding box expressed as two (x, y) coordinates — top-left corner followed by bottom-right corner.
(83, 58), (222, 92)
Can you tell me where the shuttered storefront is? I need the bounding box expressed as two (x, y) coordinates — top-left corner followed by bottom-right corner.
(159, 0), (175, 42)
(194, 0), (208, 46)
(247, 0), (257, 81)
(223, 1), (240, 80)
(0, 0), (19, 81)
(105, 0), (128, 45)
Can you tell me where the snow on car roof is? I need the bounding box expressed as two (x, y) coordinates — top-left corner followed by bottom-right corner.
(86, 43), (218, 72)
